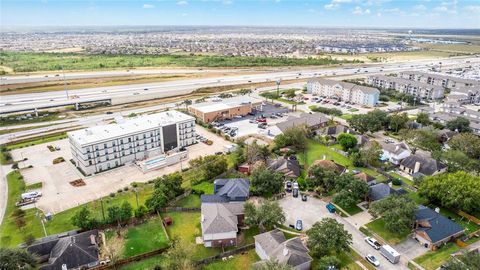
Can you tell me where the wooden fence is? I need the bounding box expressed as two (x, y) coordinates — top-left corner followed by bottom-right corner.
(194, 243), (255, 266)
(160, 207), (200, 212)
(167, 189), (192, 207)
(90, 247), (169, 270)
(458, 211), (480, 225)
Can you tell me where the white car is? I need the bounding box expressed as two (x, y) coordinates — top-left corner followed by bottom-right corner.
(292, 182), (299, 190)
(365, 254), (380, 267)
(365, 237), (381, 250)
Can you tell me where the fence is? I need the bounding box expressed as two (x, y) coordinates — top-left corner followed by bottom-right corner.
(90, 247), (169, 270)
(160, 207), (200, 212)
(167, 189), (192, 207)
(458, 211), (480, 225)
(194, 243), (255, 266)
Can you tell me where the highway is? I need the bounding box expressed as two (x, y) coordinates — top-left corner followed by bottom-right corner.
(1, 56), (478, 114)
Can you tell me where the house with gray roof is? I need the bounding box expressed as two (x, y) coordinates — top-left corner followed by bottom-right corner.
(27, 230), (99, 270)
(200, 202), (245, 247)
(399, 154), (447, 176)
(368, 183), (407, 202)
(414, 206), (465, 250)
(253, 229), (312, 270)
(267, 156), (301, 178)
(380, 142), (411, 165)
(275, 112), (329, 134)
(201, 178), (250, 203)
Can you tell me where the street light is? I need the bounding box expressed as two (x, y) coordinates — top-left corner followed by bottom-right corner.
(276, 79), (282, 98)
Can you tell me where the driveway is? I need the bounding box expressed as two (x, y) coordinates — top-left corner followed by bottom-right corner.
(277, 194), (409, 270)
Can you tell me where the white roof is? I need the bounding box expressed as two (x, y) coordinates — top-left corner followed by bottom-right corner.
(68, 110), (194, 145)
(190, 96), (262, 113)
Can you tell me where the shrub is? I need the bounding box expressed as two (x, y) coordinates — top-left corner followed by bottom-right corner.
(117, 189), (123, 193)
(131, 182), (138, 188)
(24, 234), (36, 245)
(123, 186), (129, 191)
(11, 162), (19, 170)
(391, 178), (402, 186)
(109, 193), (115, 197)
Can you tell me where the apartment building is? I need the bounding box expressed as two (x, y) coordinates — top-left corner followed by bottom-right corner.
(399, 71), (479, 89)
(306, 78), (379, 106)
(68, 110), (196, 175)
(367, 75), (444, 100)
(188, 96), (263, 123)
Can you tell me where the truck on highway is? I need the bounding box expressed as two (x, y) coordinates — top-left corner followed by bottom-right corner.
(379, 245), (400, 264)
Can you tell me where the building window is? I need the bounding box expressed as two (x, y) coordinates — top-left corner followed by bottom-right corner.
(104, 143), (107, 148)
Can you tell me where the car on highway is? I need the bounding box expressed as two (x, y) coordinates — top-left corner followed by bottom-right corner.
(144, 88), (149, 91)
(133, 92), (140, 95)
(295, 220), (303, 231)
(365, 254), (380, 267)
(365, 237), (381, 250)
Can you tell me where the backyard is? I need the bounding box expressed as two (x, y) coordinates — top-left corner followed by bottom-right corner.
(202, 249), (259, 270)
(123, 216), (170, 257)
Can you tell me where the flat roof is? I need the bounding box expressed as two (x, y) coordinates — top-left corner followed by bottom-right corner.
(68, 110), (194, 145)
(190, 96), (262, 113)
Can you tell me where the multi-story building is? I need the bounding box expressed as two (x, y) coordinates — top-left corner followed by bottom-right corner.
(68, 110), (196, 175)
(367, 75), (444, 100)
(399, 71), (479, 89)
(188, 96), (263, 123)
(306, 78), (379, 106)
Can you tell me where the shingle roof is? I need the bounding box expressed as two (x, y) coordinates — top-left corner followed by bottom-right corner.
(354, 172), (376, 183)
(382, 142), (410, 156)
(400, 154), (447, 176)
(276, 112), (329, 133)
(201, 203), (244, 235)
(368, 183), (392, 201)
(312, 159), (346, 173)
(201, 178), (250, 203)
(415, 206), (465, 244)
(267, 157), (301, 178)
(254, 230), (312, 268)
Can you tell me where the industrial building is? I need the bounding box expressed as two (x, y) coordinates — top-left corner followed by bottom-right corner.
(68, 110), (196, 175)
(306, 78), (380, 106)
(188, 96), (263, 123)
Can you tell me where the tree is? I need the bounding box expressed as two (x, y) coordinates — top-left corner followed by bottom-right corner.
(274, 125), (308, 150)
(160, 172), (184, 198)
(107, 206), (122, 226)
(146, 182), (169, 212)
(188, 155), (228, 183)
(71, 206), (97, 230)
(388, 112), (409, 132)
(251, 166), (284, 196)
(119, 201), (133, 223)
(401, 127), (441, 152)
(134, 205), (149, 219)
(416, 112), (432, 126)
(433, 150), (480, 174)
(418, 172), (480, 213)
(0, 248), (37, 270)
(162, 238), (194, 270)
(316, 255), (341, 270)
(444, 251), (480, 270)
(359, 141), (382, 167)
(244, 141), (270, 164)
(348, 110), (388, 134)
(244, 201), (285, 231)
(369, 195), (417, 233)
(256, 259), (294, 270)
(332, 174), (368, 208)
(337, 133), (357, 151)
(183, 99), (192, 110)
(306, 218), (352, 257)
(308, 165), (338, 192)
(446, 117), (471, 133)
(449, 133), (480, 159)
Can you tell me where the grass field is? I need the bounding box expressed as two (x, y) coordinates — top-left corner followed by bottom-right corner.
(414, 238), (480, 270)
(0, 52), (359, 73)
(118, 254), (165, 270)
(0, 112), (62, 127)
(123, 217), (170, 257)
(202, 249), (260, 270)
(366, 218), (410, 245)
(191, 182), (215, 195)
(298, 140), (353, 167)
(174, 194), (201, 208)
(5, 132), (68, 150)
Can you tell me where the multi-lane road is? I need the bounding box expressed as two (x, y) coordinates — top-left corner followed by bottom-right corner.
(1, 56), (479, 114)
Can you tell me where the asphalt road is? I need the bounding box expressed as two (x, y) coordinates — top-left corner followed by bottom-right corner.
(1, 56), (478, 114)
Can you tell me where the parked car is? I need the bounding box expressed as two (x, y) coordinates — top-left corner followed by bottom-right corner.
(295, 220), (303, 231)
(326, 203), (336, 213)
(285, 181), (292, 192)
(21, 191), (42, 200)
(293, 188), (299, 198)
(293, 182), (299, 190)
(365, 254), (380, 267)
(256, 118), (267, 123)
(269, 115), (277, 119)
(302, 194), (307, 201)
(249, 119), (256, 123)
(365, 237), (381, 250)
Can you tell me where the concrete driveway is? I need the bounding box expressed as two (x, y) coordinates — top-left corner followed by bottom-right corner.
(277, 194), (409, 270)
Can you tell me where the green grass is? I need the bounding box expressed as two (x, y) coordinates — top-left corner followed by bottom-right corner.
(338, 203), (363, 216)
(298, 140), (353, 168)
(174, 194), (201, 208)
(437, 208), (480, 234)
(6, 132), (68, 151)
(163, 211), (222, 260)
(0, 112), (61, 127)
(365, 218), (410, 245)
(202, 249), (260, 270)
(414, 238), (479, 270)
(124, 217), (170, 257)
(192, 182), (215, 195)
(388, 172), (415, 187)
(118, 254), (165, 270)
(25, 182), (42, 190)
(0, 150), (13, 165)
(340, 114), (353, 120)
(0, 51), (360, 73)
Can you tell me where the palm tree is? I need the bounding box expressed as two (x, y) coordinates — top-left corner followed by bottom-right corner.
(0, 248), (38, 270)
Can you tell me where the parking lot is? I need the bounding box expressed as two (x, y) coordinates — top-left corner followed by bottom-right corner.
(213, 103), (290, 138)
(11, 125), (231, 214)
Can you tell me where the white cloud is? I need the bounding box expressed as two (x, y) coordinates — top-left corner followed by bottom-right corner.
(413, 4), (426, 11)
(434, 6), (448, 12)
(352, 6), (370, 15)
(177, 0), (188, 5)
(324, 0), (352, 10)
(142, 4), (155, 9)
(465, 5), (480, 13)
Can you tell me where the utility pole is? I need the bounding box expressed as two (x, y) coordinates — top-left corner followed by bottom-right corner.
(62, 65), (69, 100)
(276, 79), (282, 98)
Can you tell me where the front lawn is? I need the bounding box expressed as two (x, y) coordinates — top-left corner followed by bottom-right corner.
(202, 249), (260, 270)
(192, 182), (215, 195)
(414, 238), (480, 270)
(365, 218), (410, 245)
(174, 194), (201, 208)
(124, 217), (170, 257)
(338, 203), (364, 216)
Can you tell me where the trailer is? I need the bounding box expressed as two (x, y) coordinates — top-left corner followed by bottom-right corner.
(380, 244), (400, 264)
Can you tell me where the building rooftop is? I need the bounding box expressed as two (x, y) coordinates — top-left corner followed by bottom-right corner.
(201, 203), (244, 235)
(190, 96), (262, 113)
(68, 110), (194, 145)
(415, 206), (465, 244)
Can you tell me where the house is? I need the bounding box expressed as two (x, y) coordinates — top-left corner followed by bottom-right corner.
(200, 202), (245, 247)
(324, 125), (357, 138)
(253, 229), (312, 270)
(368, 183), (406, 202)
(267, 156), (301, 178)
(312, 159), (346, 174)
(399, 154), (447, 176)
(27, 230), (99, 270)
(201, 178), (250, 203)
(275, 112), (329, 134)
(414, 206), (465, 250)
(354, 172), (377, 186)
(437, 129), (457, 144)
(380, 142), (411, 165)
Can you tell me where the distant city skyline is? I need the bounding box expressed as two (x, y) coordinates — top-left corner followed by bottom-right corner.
(1, 0), (479, 29)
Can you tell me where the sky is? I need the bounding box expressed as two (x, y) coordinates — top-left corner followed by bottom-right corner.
(1, 0), (479, 29)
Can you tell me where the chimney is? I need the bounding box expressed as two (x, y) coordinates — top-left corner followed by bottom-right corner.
(414, 161), (421, 173)
(62, 264), (68, 270)
(283, 246), (289, 256)
(395, 145), (399, 152)
(434, 207), (440, 213)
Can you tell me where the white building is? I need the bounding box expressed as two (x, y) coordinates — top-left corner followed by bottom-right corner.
(306, 78), (379, 107)
(367, 75), (445, 100)
(68, 110), (196, 175)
